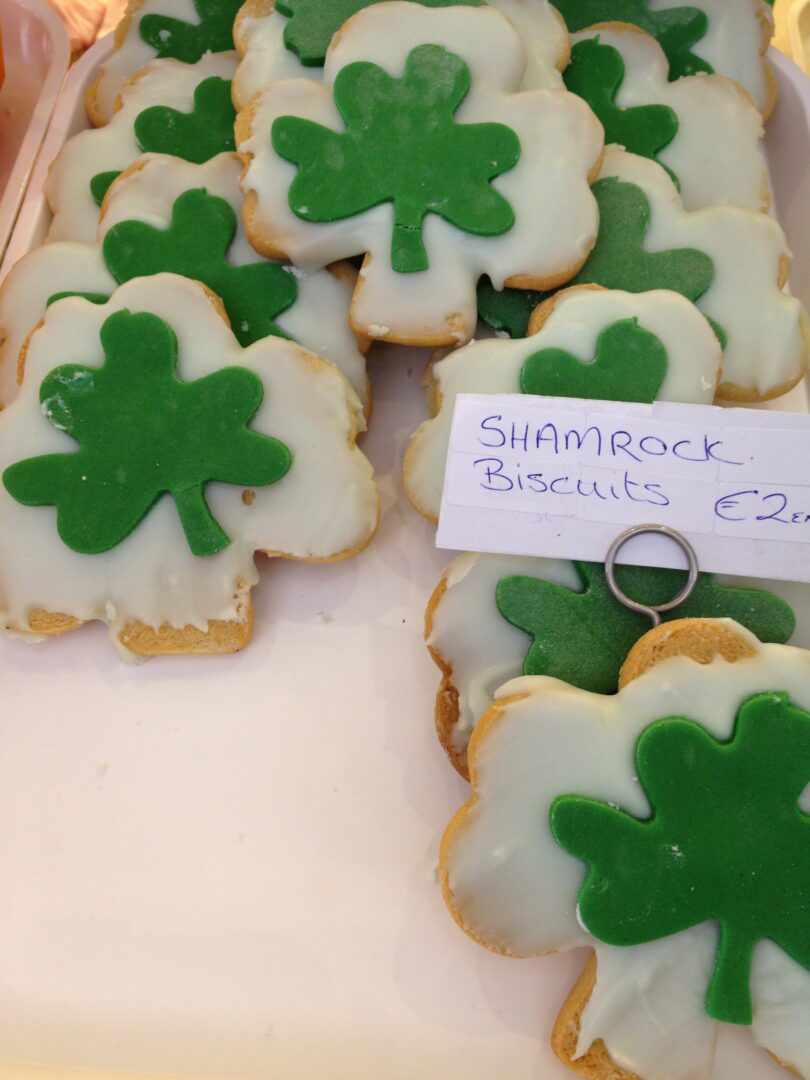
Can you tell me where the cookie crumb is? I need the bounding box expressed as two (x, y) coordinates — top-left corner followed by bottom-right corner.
(243, 490), (256, 505)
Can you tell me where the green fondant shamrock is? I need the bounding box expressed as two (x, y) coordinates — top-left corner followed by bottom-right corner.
(48, 292), (108, 308)
(276, 0), (485, 66)
(3, 311), (292, 557)
(272, 44), (520, 273)
(551, 692), (810, 1025)
(520, 317), (667, 403)
(140, 0), (243, 63)
(496, 562), (795, 696)
(90, 171), (122, 208)
(89, 77), (236, 204)
(478, 177), (715, 338)
(564, 38), (679, 172)
(551, 0), (711, 79)
(101, 189), (297, 347)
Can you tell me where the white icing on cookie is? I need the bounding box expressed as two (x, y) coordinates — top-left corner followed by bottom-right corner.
(405, 287), (722, 520)
(442, 631), (810, 1078)
(89, 0), (237, 124)
(238, 2), (603, 347)
(232, 0), (568, 109)
(45, 52), (237, 244)
(650, 0), (774, 116)
(0, 274), (378, 653)
(569, 24), (767, 211)
(427, 550), (810, 761)
(0, 153), (367, 407)
(597, 147), (808, 399)
(578, 925), (718, 1080)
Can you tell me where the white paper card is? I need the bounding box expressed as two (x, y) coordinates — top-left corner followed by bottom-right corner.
(436, 395), (810, 582)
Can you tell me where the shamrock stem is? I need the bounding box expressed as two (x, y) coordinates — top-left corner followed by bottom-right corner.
(706, 924), (754, 1026)
(174, 485), (230, 556)
(391, 203), (428, 273)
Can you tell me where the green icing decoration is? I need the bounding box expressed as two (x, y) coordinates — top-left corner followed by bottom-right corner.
(477, 177), (716, 338)
(564, 38), (679, 172)
(551, 693), (810, 1025)
(272, 44), (520, 273)
(551, 0), (712, 80)
(134, 77), (236, 162)
(276, 0), (485, 67)
(90, 171), (122, 208)
(496, 562), (795, 696)
(140, 0), (244, 63)
(48, 292), (109, 308)
(3, 311), (291, 557)
(520, 317), (666, 403)
(101, 189), (297, 347)
(90, 77), (236, 207)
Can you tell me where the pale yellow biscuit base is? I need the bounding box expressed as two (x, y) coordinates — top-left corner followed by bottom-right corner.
(237, 94), (604, 348)
(9, 282), (380, 657)
(714, 255), (809, 403)
(405, 285), (609, 525)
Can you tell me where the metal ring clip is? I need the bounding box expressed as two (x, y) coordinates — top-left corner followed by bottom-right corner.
(604, 524), (699, 627)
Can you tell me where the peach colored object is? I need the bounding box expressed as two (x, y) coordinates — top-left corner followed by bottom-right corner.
(42, 0), (112, 53)
(0, 0), (69, 261)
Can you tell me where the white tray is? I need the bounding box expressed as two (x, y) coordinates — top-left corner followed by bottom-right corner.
(0, 45), (808, 1080)
(0, 0), (69, 264)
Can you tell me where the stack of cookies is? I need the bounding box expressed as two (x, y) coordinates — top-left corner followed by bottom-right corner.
(0, 4), (808, 1076)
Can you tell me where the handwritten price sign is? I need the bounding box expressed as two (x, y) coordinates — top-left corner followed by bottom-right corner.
(436, 395), (810, 582)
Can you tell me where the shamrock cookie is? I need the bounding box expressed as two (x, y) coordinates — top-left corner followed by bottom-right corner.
(441, 620), (810, 1079)
(551, 0), (776, 117)
(0, 154), (368, 409)
(232, 0), (570, 109)
(0, 274), (378, 658)
(87, 0), (244, 126)
(404, 286), (722, 521)
(479, 148), (809, 401)
(426, 551), (802, 775)
(564, 24), (768, 211)
(46, 52), (237, 243)
(236, 2), (603, 347)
